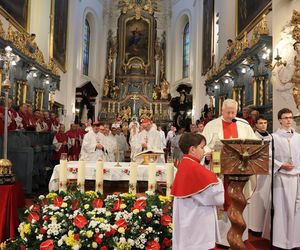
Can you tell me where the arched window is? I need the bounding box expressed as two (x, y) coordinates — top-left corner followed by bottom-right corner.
(183, 22), (190, 78)
(83, 18), (90, 75)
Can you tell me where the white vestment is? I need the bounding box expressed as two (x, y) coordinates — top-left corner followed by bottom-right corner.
(262, 128), (300, 249)
(248, 131), (272, 232)
(102, 134), (117, 162)
(80, 130), (105, 161)
(131, 128), (164, 163)
(202, 116), (257, 246)
(172, 180), (224, 250)
(114, 134), (129, 162)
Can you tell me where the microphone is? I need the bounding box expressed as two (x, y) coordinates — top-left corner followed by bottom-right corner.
(231, 118), (250, 125)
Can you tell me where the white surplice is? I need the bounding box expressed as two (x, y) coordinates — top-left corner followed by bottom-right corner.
(80, 130), (106, 161)
(248, 131), (272, 232)
(262, 128), (300, 249)
(202, 116), (258, 246)
(172, 180), (224, 250)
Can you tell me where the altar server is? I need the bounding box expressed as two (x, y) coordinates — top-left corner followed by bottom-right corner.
(262, 108), (300, 249)
(171, 133), (224, 250)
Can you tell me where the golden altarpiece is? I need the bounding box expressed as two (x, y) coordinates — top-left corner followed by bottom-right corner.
(99, 0), (171, 127)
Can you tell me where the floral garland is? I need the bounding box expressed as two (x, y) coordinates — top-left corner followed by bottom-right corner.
(5, 190), (173, 250)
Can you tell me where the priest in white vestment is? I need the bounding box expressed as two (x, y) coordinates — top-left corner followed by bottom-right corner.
(262, 108), (300, 249)
(111, 124), (129, 162)
(171, 132), (224, 250)
(202, 99), (257, 247)
(249, 115), (271, 233)
(80, 122), (106, 161)
(101, 124), (117, 162)
(131, 119), (164, 163)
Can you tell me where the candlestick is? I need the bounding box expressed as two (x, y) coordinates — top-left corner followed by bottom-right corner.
(77, 160), (85, 193)
(166, 163), (174, 196)
(129, 162), (137, 194)
(148, 163), (156, 192)
(95, 160), (104, 193)
(59, 159), (67, 193)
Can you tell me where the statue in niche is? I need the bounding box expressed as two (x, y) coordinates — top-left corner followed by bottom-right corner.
(107, 48), (113, 76)
(226, 39), (234, 61)
(152, 84), (161, 100)
(103, 78), (110, 97)
(160, 78), (170, 99)
(110, 84), (120, 100)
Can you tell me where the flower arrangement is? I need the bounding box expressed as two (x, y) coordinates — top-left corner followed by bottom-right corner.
(6, 190), (172, 250)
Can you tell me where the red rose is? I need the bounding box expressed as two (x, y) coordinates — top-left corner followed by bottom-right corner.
(115, 218), (127, 228)
(113, 199), (122, 211)
(105, 227), (116, 237)
(43, 216), (50, 221)
(40, 227), (46, 234)
(132, 200), (147, 211)
(163, 237), (171, 247)
(33, 204), (40, 211)
(28, 212), (40, 223)
(72, 200), (80, 210)
(19, 244), (25, 250)
(161, 215), (172, 226)
(146, 240), (160, 250)
(53, 197), (63, 207)
(100, 247), (108, 250)
(74, 215), (88, 229)
(94, 233), (102, 244)
(92, 198), (103, 209)
(40, 239), (54, 250)
(74, 234), (79, 241)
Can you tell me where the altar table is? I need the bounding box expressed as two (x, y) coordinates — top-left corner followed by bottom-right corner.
(49, 161), (171, 192)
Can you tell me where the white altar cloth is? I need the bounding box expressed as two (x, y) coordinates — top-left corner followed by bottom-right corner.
(49, 161), (170, 191)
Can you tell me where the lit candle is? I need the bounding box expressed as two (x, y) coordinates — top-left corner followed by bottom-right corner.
(166, 163), (174, 196)
(129, 162), (137, 194)
(95, 160), (104, 193)
(148, 163), (156, 192)
(77, 160), (85, 193)
(59, 159), (67, 193)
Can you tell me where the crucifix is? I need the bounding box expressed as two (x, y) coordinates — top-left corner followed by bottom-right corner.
(131, 94), (139, 116)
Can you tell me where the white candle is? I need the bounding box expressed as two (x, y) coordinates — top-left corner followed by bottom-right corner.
(59, 160), (67, 193)
(77, 160), (85, 193)
(166, 163), (174, 196)
(95, 160), (104, 193)
(129, 162), (137, 194)
(148, 163), (156, 192)
(155, 59), (160, 86)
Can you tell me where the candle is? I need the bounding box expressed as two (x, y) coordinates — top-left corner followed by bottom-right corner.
(155, 59), (160, 86)
(148, 163), (156, 192)
(276, 48), (279, 57)
(59, 159), (67, 193)
(77, 160), (85, 193)
(129, 162), (137, 194)
(166, 163), (174, 196)
(112, 58), (116, 84)
(95, 160), (104, 193)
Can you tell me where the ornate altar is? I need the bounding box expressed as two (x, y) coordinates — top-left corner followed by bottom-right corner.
(99, 0), (171, 125)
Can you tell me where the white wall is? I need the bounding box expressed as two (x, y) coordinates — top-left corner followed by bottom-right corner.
(272, 0), (300, 130)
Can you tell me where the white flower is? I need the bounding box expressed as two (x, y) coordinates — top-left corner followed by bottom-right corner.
(120, 237), (126, 243)
(39, 195), (45, 200)
(36, 234), (43, 241)
(128, 239), (135, 246)
(58, 239), (63, 247)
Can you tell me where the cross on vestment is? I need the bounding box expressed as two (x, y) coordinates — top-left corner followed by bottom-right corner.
(131, 94), (139, 116)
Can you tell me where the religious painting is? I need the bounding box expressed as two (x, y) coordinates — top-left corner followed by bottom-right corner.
(237, 0), (271, 37)
(51, 0), (68, 72)
(124, 18), (149, 64)
(202, 0), (214, 75)
(0, 0), (29, 31)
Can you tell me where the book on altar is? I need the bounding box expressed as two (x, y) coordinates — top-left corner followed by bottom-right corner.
(221, 138), (264, 144)
(134, 149), (164, 158)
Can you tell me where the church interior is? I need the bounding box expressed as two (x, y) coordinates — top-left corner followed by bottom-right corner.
(0, 0), (300, 249)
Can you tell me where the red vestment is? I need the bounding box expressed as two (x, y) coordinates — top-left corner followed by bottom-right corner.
(18, 111), (29, 130)
(66, 129), (82, 160)
(44, 118), (52, 132)
(52, 132), (69, 161)
(8, 108), (19, 131)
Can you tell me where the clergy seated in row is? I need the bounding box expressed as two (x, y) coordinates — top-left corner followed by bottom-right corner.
(203, 98), (258, 247)
(130, 119), (165, 164)
(66, 123), (85, 161)
(262, 108), (300, 249)
(171, 133), (224, 250)
(80, 121), (116, 162)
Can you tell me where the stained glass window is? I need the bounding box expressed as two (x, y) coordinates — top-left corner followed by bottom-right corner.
(83, 18), (90, 75)
(183, 22), (190, 78)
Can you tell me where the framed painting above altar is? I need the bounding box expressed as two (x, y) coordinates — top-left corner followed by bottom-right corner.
(236, 0), (271, 37)
(0, 0), (29, 31)
(125, 17), (150, 64)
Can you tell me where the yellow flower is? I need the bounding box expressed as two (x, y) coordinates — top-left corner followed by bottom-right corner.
(120, 204), (127, 209)
(116, 242), (131, 250)
(0, 242), (6, 250)
(84, 204), (90, 209)
(61, 202), (68, 208)
(146, 212), (153, 218)
(92, 242), (98, 248)
(95, 217), (105, 222)
(50, 216), (57, 224)
(86, 230), (93, 238)
(46, 192), (58, 198)
(159, 195), (172, 204)
(118, 227), (125, 234)
(85, 190), (98, 198)
(133, 208), (139, 214)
